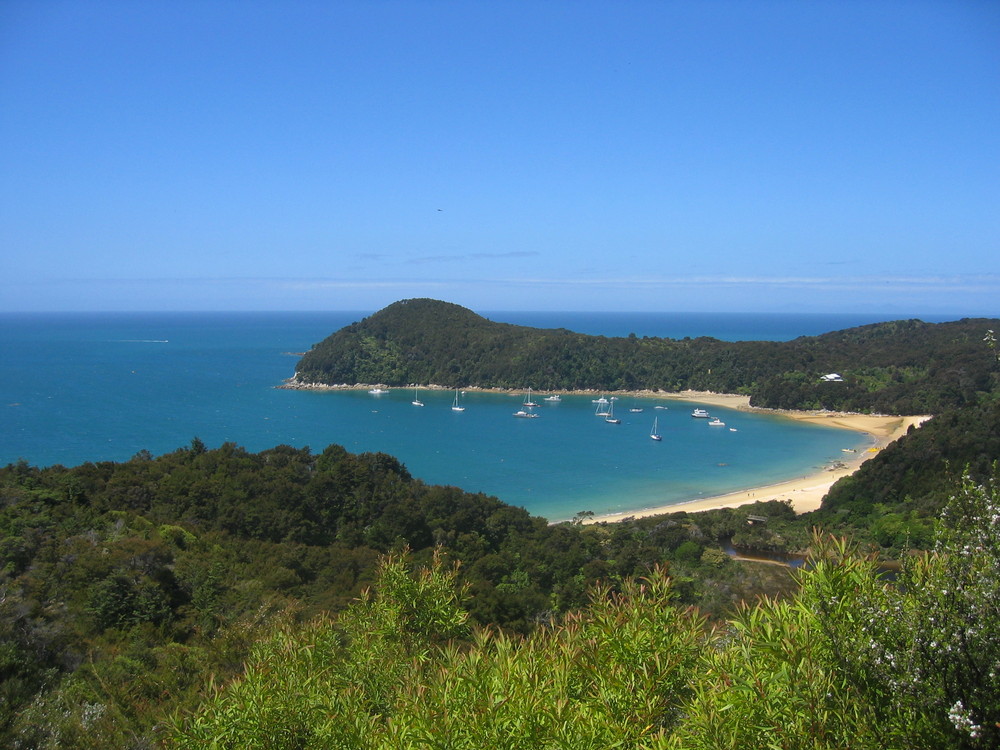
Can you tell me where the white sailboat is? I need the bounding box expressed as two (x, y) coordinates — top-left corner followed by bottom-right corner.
(605, 401), (621, 424)
(412, 387), (424, 407)
(522, 388), (538, 408)
(451, 389), (465, 412)
(650, 416), (662, 441)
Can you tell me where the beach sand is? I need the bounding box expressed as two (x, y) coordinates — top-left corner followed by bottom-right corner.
(585, 391), (929, 523)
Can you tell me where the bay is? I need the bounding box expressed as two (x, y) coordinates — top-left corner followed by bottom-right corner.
(0, 310), (946, 521)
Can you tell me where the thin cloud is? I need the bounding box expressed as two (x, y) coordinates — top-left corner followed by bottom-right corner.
(30, 273), (998, 294)
(470, 251), (540, 259)
(405, 251), (541, 265)
(484, 274), (1000, 292)
(405, 255), (458, 265)
(278, 280), (450, 291)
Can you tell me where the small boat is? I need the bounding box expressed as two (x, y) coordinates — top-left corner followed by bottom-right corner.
(605, 402), (621, 424)
(368, 387), (390, 395)
(708, 417), (726, 427)
(629, 407), (643, 413)
(412, 387), (424, 407)
(451, 389), (465, 412)
(512, 409), (539, 419)
(691, 408), (710, 418)
(650, 417), (662, 441)
(592, 396), (609, 404)
(543, 394), (561, 402)
(654, 405), (668, 410)
(729, 427), (738, 432)
(522, 388), (539, 408)
(595, 402), (611, 417)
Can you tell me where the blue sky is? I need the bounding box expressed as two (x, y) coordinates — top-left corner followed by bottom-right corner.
(2, 1), (998, 314)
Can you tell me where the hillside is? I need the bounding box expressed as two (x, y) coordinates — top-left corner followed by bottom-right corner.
(6, 440), (998, 748)
(170, 487), (1000, 750)
(0, 441), (798, 746)
(293, 299), (1000, 415)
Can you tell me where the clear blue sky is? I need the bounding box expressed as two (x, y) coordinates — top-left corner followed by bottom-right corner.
(2, 0), (998, 314)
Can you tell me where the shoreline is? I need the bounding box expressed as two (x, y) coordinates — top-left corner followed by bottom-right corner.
(278, 381), (930, 522)
(585, 404), (928, 523)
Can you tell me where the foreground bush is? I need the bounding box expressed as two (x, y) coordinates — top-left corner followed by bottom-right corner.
(170, 478), (1000, 749)
(169, 552), (706, 749)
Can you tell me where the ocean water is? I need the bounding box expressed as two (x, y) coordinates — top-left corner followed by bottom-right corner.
(0, 310), (948, 521)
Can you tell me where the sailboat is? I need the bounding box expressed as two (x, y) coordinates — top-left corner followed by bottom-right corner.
(451, 389), (465, 412)
(605, 401), (621, 424)
(522, 388), (538, 408)
(412, 387), (424, 407)
(650, 416), (662, 441)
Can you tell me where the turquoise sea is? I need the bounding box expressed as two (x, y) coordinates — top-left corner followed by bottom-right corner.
(0, 311), (955, 521)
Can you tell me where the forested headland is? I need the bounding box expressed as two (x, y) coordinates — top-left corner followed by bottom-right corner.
(293, 298), (999, 415)
(3, 299), (999, 747)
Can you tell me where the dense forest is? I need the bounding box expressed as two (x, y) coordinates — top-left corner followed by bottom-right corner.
(4, 300), (999, 747)
(293, 298), (1000, 415)
(0, 441), (801, 747)
(169, 483), (1000, 749)
(3, 435), (998, 746)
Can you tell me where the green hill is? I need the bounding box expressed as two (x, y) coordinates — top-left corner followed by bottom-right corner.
(293, 298), (1000, 415)
(7, 441), (997, 748)
(1, 440), (798, 746)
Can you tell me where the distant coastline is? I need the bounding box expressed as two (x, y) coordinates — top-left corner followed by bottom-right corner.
(278, 379), (930, 522)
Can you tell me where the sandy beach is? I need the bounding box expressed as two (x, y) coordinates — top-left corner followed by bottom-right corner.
(585, 390), (929, 522)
